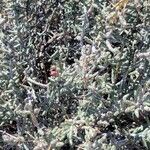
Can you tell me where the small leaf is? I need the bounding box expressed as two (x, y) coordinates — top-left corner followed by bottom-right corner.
(134, 108), (140, 118)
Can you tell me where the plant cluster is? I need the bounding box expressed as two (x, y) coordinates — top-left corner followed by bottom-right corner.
(0, 0), (150, 149)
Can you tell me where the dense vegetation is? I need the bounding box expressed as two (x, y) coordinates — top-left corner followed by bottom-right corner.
(0, 0), (150, 149)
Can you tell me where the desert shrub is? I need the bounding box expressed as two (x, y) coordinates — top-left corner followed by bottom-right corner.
(0, 0), (150, 149)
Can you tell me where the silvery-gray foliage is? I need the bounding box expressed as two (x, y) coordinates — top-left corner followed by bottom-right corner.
(0, 0), (150, 149)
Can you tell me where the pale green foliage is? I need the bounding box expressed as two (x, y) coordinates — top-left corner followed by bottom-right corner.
(0, 0), (150, 149)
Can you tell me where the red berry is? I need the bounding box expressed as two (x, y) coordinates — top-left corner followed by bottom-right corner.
(49, 66), (59, 77)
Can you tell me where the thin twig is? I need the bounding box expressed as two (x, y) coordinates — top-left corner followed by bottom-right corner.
(26, 77), (48, 88)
